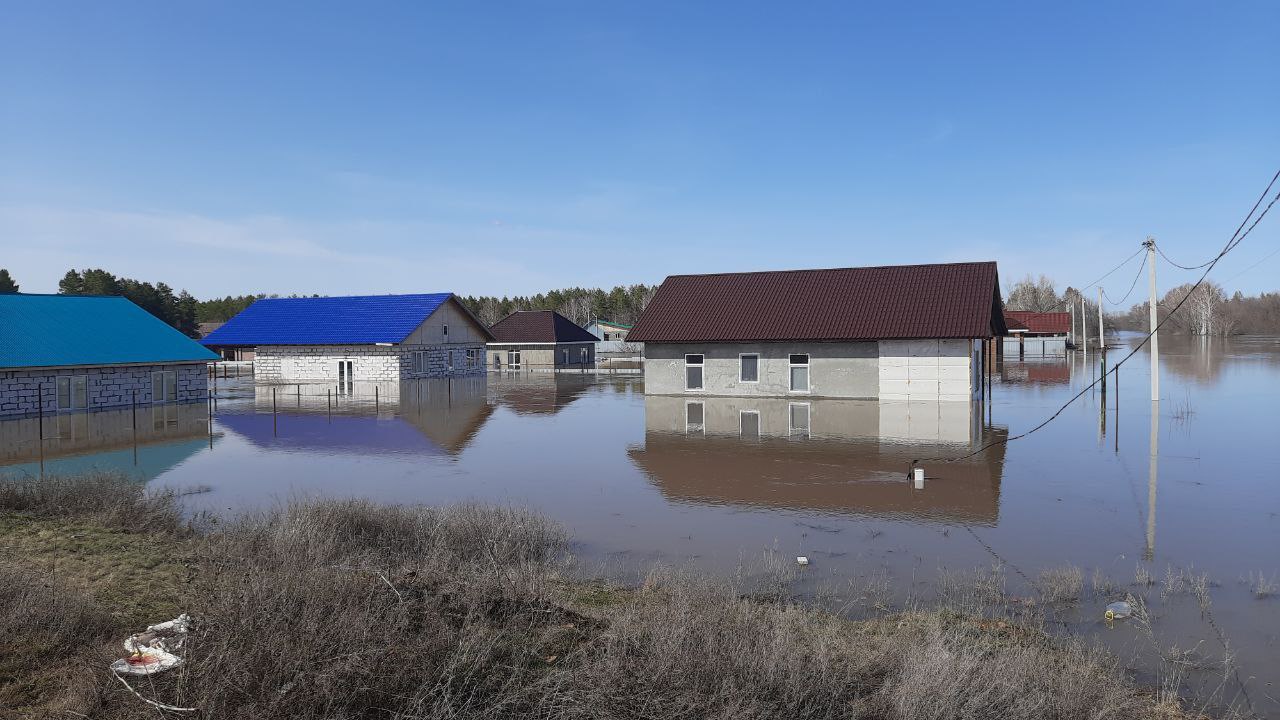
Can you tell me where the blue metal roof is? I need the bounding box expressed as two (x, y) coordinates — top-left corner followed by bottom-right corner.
(0, 294), (220, 369)
(201, 293), (473, 346)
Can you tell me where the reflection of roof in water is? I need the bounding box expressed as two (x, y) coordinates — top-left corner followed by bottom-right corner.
(217, 395), (492, 458)
(487, 374), (595, 415)
(628, 429), (1007, 525)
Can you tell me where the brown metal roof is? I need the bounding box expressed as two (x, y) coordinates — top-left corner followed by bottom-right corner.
(628, 262), (1005, 343)
(488, 310), (598, 343)
(1003, 310), (1070, 335)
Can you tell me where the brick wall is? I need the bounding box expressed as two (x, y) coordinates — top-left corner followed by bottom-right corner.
(0, 363), (208, 419)
(256, 344), (487, 382)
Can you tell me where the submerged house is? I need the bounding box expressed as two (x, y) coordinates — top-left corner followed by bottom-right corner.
(1002, 310), (1070, 357)
(627, 262), (1006, 401)
(0, 294), (218, 418)
(585, 319), (633, 342)
(486, 311), (598, 370)
(202, 294), (492, 382)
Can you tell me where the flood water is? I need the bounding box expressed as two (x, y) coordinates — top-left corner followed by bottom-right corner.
(3, 334), (1279, 715)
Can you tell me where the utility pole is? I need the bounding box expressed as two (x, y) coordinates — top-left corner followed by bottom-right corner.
(1144, 237), (1159, 402)
(1069, 303), (1075, 348)
(1098, 286), (1107, 395)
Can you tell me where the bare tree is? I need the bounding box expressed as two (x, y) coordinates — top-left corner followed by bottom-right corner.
(1006, 274), (1063, 312)
(1161, 281), (1227, 336)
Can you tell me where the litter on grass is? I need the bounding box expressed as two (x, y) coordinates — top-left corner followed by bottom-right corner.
(110, 614), (191, 675)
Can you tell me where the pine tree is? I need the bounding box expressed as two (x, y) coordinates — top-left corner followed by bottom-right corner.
(0, 269), (18, 293)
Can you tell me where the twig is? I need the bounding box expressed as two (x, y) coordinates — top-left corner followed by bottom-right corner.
(111, 671), (198, 713)
(376, 570), (405, 603)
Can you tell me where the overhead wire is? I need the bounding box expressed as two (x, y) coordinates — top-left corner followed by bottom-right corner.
(1100, 251), (1148, 307)
(913, 167), (1280, 467)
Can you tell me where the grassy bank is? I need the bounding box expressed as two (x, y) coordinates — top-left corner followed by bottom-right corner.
(1, 475), (1198, 719)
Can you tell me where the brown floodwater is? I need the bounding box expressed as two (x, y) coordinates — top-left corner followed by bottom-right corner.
(2, 334), (1279, 715)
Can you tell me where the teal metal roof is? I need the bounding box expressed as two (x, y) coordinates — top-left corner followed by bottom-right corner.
(0, 294), (220, 369)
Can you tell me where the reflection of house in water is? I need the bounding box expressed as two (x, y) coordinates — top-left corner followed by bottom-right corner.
(222, 377), (491, 457)
(0, 403), (212, 480)
(999, 359), (1072, 386)
(487, 374), (595, 415)
(629, 396), (1008, 524)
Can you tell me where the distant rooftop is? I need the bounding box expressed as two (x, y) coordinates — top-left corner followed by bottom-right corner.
(1003, 310), (1070, 335)
(202, 293), (493, 346)
(0, 294), (219, 369)
(488, 310), (598, 343)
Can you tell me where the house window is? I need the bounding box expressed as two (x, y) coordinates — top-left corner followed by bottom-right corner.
(789, 354), (810, 393)
(338, 360), (354, 383)
(740, 410), (760, 440)
(789, 403), (811, 438)
(508, 350), (521, 368)
(466, 348), (477, 367)
(562, 349), (570, 365)
(684, 354), (704, 391)
(56, 375), (88, 410)
(151, 370), (177, 404)
(443, 324), (449, 339)
(739, 353), (759, 383)
(685, 401), (704, 434)
(580, 347), (589, 364)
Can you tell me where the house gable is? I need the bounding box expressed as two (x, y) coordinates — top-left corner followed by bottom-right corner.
(402, 296), (494, 345)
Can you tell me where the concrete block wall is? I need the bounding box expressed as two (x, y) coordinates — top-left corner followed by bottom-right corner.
(0, 363), (208, 419)
(877, 339), (975, 402)
(256, 344), (487, 383)
(642, 342), (878, 398)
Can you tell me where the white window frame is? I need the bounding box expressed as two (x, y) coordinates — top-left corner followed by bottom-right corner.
(466, 348), (477, 367)
(443, 323), (449, 339)
(562, 349), (570, 365)
(739, 409), (761, 439)
(788, 402), (811, 438)
(684, 353), (705, 392)
(580, 347), (589, 364)
(685, 400), (705, 435)
(151, 370), (177, 404)
(56, 375), (88, 410)
(738, 353), (759, 383)
(508, 349), (521, 368)
(788, 353), (810, 394)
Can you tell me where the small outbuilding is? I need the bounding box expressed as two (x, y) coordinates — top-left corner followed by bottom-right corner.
(202, 293), (493, 382)
(1002, 310), (1070, 357)
(627, 262), (1007, 401)
(0, 294), (218, 418)
(486, 310), (598, 370)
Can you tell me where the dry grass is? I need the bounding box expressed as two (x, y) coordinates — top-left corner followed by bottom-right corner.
(0, 475), (1207, 720)
(1246, 571), (1277, 599)
(0, 472), (185, 534)
(1036, 565), (1083, 604)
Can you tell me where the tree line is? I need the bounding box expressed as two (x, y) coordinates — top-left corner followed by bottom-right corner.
(1005, 272), (1280, 336)
(459, 284), (658, 328)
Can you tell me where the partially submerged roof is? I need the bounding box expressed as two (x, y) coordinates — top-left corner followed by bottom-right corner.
(488, 310), (598, 343)
(1003, 310), (1070, 335)
(0, 294), (219, 369)
(202, 293), (493, 346)
(628, 262), (1006, 343)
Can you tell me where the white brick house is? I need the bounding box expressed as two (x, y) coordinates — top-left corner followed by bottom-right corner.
(202, 293), (493, 383)
(0, 294), (218, 419)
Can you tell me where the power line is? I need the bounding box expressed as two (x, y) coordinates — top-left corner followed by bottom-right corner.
(1221, 244), (1280, 285)
(1155, 242), (1215, 270)
(1077, 247), (1144, 292)
(1101, 251), (1148, 307)
(914, 167), (1280, 467)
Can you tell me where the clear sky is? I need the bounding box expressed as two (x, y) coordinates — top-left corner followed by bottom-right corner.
(2, 2), (1277, 301)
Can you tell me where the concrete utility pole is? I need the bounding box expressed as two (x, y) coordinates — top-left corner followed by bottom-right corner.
(1069, 303), (1075, 348)
(1098, 286), (1107, 396)
(1097, 286), (1105, 353)
(1144, 237), (1159, 402)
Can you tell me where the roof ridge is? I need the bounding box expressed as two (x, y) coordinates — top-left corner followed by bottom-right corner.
(255, 292), (454, 302)
(663, 261), (997, 279)
(2, 293), (131, 299)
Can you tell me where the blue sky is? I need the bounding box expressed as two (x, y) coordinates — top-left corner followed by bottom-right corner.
(2, 2), (1277, 300)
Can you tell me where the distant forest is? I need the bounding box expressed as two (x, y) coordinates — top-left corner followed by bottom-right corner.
(30, 266), (1280, 338)
(458, 285), (657, 327)
(43, 267), (657, 337)
(1005, 273), (1280, 336)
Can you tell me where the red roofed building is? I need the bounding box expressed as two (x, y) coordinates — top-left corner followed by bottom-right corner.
(1002, 310), (1070, 357)
(628, 262), (1006, 401)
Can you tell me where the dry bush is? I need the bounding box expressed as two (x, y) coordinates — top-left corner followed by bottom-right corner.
(106, 499), (573, 719)
(0, 564), (115, 714)
(1036, 565), (1083, 604)
(937, 565), (1006, 613)
(0, 472), (183, 534)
